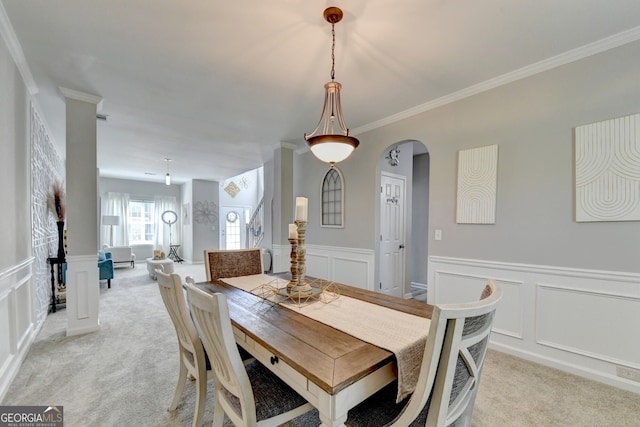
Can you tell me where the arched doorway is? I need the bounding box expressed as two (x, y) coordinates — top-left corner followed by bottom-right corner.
(375, 140), (430, 300)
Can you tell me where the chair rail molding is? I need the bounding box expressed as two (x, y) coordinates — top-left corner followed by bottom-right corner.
(428, 255), (640, 394)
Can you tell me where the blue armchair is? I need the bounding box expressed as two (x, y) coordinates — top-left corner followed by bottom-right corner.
(98, 250), (115, 288)
(63, 250), (114, 288)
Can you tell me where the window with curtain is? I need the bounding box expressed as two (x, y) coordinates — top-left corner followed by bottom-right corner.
(321, 168), (344, 227)
(102, 193), (177, 250)
(128, 200), (155, 244)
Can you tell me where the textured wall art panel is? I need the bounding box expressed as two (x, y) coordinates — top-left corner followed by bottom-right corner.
(456, 144), (498, 224)
(575, 113), (640, 222)
(31, 104), (65, 323)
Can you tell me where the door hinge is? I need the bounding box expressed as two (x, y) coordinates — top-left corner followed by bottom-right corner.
(379, 282), (382, 289)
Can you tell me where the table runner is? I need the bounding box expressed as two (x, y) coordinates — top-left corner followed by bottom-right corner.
(220, 274), (429, 401)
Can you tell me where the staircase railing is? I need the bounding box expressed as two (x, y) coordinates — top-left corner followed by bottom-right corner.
(246, 197), (264, 248)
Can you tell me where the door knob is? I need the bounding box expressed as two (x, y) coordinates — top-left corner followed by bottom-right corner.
(399, 244), (405, 249)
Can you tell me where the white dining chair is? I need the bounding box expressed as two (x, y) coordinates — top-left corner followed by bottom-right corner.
(156, 267), (211, 427)
(185, 282), (315, 427)
(345, 280), (502, 427)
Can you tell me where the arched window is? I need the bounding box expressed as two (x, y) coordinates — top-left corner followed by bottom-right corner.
(321, 168), (344, 227)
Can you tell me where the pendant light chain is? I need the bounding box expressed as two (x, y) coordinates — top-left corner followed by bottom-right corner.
(331, 22), (336, 81)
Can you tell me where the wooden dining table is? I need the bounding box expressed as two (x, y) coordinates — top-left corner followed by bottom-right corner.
(199, 276), (433, 427)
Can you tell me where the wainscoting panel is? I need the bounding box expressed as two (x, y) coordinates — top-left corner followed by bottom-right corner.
(432, 270), (523, 339)
(0, 289), (12, 367)
(306, 253), (329, 280)
(271, 244), (375, 291)
(0, 258), (37, 402)
(65, 255), (100, 336)
(333, 256), (370, 290)
(14, 273), (33, 350)
(536, 284), (640, 368)
(429, 256), (640, 394)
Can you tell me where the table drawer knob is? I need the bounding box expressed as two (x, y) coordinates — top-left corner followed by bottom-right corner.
(270, 355), (279, 365)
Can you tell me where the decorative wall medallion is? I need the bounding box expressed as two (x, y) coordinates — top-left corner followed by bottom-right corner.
(194, 200), (218, 224)
(575, 113), (640, 222)
(386, 146), (400, 166)
(225, 181), (241, 198)
(456, 144), (498, 224)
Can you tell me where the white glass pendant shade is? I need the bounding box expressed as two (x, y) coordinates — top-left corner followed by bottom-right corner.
(307, 136), (357, 164)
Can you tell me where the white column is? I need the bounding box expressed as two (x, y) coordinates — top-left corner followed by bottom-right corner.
(59, 87), (103, 336)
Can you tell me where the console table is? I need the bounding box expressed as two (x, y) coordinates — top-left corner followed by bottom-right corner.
(47, 257), (66, 313)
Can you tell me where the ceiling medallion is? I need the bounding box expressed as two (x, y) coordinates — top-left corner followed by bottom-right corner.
(304, 6), (360, 167)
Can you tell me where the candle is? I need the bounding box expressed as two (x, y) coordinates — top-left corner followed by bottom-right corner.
(288, 223), (298, 239)
(295, 197), (308, 222)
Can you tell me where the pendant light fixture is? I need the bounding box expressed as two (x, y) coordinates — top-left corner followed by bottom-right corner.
(304, 6), (359, 167)
(164, 158), (172, 186)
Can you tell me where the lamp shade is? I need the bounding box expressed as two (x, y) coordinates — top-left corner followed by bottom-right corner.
(102, 215), (120, 226)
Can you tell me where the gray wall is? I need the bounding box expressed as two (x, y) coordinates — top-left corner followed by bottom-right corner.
(192, 179), (219, 262)
(294, 40), (640, 274)
(100, 177), (181, 200)
(181, 180), (193, 262)
(412, 152), (430, 286)
(0, 43), (30, 271)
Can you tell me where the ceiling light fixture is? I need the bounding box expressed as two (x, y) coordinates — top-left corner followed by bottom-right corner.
(164, 158), (172, 186)
(304, 6), (359, 167)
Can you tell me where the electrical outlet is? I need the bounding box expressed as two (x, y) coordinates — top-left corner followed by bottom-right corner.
(616, 366), (640, 383)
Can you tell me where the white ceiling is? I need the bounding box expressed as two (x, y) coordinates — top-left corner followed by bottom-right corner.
(3, 0), (640, 184)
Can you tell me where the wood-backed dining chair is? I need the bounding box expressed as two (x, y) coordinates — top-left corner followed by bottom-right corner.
(203, 248), (263, 282)
(345, 280), (502, 427)
(185, 282), (315, 427)
(155, 267), (211, 427)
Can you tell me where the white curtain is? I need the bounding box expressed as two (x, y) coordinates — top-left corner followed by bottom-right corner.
(101, 192), (130, 247)
(154, 196), (178, 254)
(100, 193), (129, 246)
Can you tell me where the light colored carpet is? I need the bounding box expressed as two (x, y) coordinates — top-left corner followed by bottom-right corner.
(3, 263), (639, 426)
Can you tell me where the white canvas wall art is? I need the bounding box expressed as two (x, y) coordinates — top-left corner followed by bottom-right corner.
(575, 113), (640, 222)
(456, 144), (498, 224)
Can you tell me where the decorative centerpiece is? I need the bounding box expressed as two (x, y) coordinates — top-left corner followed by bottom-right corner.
(48, 180), (66, 260)
(286, 197), (313, 293)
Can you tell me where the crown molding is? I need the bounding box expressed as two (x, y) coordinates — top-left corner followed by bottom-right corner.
(352, 25), (640, 136)
(58, 87), (103, 110)
(0, 2), (38, 95)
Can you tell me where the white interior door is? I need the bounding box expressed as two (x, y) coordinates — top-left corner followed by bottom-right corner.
(220, 207), (246, 250)
(379, 173), (406, 297)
